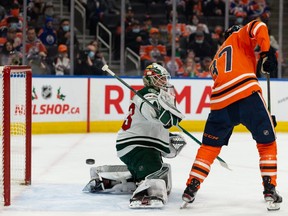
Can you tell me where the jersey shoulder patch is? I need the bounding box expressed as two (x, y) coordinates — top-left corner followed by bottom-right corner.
(137, 87), (159, 97)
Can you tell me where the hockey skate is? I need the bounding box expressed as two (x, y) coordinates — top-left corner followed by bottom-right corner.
(262, 176), (282, 211)
(181, 178), (200, 209)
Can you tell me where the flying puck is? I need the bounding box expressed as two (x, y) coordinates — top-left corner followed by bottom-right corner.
(86, 158), (95, 165)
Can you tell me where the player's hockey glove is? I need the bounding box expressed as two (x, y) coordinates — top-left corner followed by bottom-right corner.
(158, 106), (181, 129)
(257, 48), (277, 75)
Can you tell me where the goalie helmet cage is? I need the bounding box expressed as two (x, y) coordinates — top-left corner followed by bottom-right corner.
(0, 66), (32, 206)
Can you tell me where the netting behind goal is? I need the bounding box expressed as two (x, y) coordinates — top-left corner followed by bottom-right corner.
(0, 66), (32, 206)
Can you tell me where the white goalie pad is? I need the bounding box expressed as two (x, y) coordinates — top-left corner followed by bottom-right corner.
(130, 163), (172, 203)
(83, 165), (136, 193)
(131, 179), (168, 204)
(158, 89), (185, 119)
(90, 165), (132, 181)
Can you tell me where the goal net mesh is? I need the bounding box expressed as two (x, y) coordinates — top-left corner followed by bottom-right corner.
(0, 66), (32, 206)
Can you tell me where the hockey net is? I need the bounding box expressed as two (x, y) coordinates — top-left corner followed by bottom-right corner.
(0, 66), (32, 206)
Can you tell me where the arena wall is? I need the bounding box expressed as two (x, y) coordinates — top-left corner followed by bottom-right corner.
(31, 76), (288, 134)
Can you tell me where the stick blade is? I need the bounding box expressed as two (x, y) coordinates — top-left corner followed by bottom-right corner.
(219, 160), (232, 171)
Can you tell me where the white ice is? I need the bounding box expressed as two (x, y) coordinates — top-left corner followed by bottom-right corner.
(0, 132), (287, 216)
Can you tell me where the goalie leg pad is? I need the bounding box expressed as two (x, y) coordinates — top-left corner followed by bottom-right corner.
(90, 165), (132, 182)
(131, 179), (168, 204)
(145, 163), (172, 195)
(88, 165), (135, 193)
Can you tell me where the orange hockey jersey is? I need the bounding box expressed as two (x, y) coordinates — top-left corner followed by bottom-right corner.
(209, 20), (270, 110)
(140, 45), (167, 61)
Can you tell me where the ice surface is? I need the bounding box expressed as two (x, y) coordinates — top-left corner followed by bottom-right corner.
(0, 132), (287, 216)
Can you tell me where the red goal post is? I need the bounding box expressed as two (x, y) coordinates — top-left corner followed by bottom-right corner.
(0, 66), (32, 206)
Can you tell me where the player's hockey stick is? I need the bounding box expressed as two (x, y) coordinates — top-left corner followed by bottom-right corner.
(266, 72), (271, 112)
(102, 65), (230, 170)
(258, 56), (277, 126)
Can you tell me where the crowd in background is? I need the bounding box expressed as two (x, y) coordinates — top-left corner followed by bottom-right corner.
(0, 0), (278, 77)
(0, 0), (106, 75)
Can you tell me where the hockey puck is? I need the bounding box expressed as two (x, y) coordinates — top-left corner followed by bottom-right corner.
(86, 158), (95, 165)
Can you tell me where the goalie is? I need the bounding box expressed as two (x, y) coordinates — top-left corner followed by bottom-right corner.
(84, 63), (186, 208)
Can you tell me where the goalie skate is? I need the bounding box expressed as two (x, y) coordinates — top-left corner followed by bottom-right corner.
(129, 196), (164, 209)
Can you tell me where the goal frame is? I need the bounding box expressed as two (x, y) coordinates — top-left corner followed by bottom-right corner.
(2, 66), (32, 206)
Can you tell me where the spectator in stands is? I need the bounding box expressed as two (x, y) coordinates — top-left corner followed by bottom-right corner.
(89, 39), (106, 65)
(195, 56), (212, 78)
(182, 55), (197, 77)
(230, 0), (248, 25)
(0, 40), (22, 65)
(165, 0), (186, 17)
(25, 26), (48, 75)
(86, 0), (104, 35)
(0, 40), (13, 65)
(0, 3), (25, 37)
(164, 38), (185, 76)
(75, 43), (106, 75)
(125, 5), (136, 31)
(140, 27), (167, 69)
(186, 14), (201, 36)
(184, 0), (203, 20)
(203, 0), (225, 17)
(53, 44), (70, 75)
(125, 20), (147, 54)
(187, 30), (213, 61)
(38, 17), (57, 47)
(142, 15), (153, 34)
(0, 27), (22, 52)
(158, 20), (169, 45)
(166, 11), (189, 43)
(246, 0), (271, 23)
(57, 19), (79, 52)
(37, 1), (61, 29)
(189, 23), (215, 50)
(211, 25), (225, 48)
(27, 0), (45, 29)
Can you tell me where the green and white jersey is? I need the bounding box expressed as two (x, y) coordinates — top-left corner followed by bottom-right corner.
(116, 87), (170, 158)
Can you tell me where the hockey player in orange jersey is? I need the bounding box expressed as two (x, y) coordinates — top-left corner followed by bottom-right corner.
(181, 19), (282, 211)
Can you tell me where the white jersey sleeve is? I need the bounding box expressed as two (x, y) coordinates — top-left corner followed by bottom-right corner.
(133, 93), (159, 123)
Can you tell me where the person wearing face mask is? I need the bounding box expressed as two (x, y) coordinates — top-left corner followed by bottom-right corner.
(75, 43), (106, 75)
(36, 1), (60, 30)
(0, 3), (24, 32)
(125, 20), (147, 54)
(57, 18), (79, 51)
(187, 30), (214, 61)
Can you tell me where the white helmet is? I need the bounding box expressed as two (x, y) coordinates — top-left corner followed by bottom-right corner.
(143, 63), (171, 90)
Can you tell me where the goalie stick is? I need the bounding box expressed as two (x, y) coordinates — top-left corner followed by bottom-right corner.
(102, 65), (230, 170)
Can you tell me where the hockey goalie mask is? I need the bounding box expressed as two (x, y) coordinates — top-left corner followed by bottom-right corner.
(143, 63), (171, 91)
